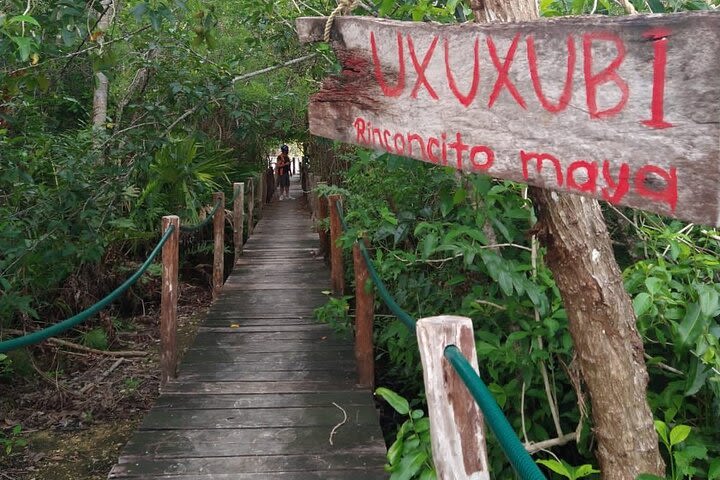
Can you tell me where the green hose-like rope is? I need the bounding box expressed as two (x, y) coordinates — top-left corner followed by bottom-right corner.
(180, 199), (222, 232)
(334, 200), (416, 332)
(445, 345), (547, 480)
(0, 225), (176, 354)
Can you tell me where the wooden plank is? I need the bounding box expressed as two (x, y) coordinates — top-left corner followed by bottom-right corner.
(122, 427), (385, 457)
(197, 324), (332, 333)
(191, 331), (349, 346)
(184, 343), (354, 355)
(152, 391), (375, 410)
(110, 470), (387, 479)
(139, 405), (379, 430)
(110, 455), (387, 478)
(175, 369), (354, 383)
(160, 380), (360, 395)
(297, 13), (720, 226)
(181, 350), (354, 365)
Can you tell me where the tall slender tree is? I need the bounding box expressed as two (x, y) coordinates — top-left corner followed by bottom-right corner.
(92, 0), (116, 129)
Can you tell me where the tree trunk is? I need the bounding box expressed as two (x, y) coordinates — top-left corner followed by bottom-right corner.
(92, 0), (116, 129)
(469, 1), (665, 478)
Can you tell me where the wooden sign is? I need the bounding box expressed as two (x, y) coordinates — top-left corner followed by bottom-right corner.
(297, 13), (720, 226)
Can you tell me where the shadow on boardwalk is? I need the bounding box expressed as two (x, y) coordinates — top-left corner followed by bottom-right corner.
(109, 176), (388, 479)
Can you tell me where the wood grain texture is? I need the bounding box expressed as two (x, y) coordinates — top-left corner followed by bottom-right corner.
(160, 215), (179, 388)
(297, 13), (720, 226)
(212, 191), (225, 299)
(353, 241), (375, 388)
(328, 194), (345, 295)
(110, 177), (387, 479)
(233, 182), (245, 261)
(417, 315), (489, 480)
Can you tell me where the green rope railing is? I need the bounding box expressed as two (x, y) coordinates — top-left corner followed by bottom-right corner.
(332, 198), (547, 480)
(179, 199), (222, 232)
(335, 201), (416, 332)
(179, 177), (258, 233)
(0, 225), (176, 354)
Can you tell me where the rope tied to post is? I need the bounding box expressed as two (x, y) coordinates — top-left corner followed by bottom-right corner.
(324, 0), (360, 43)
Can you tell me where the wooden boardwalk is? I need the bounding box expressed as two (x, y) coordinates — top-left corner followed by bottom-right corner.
(109, 177), (388, 479)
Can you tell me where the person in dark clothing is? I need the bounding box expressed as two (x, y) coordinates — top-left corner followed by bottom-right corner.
(277, 144), (292, 200)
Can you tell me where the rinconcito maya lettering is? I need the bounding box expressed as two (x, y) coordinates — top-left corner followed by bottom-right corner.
(353, 116), (677, 212)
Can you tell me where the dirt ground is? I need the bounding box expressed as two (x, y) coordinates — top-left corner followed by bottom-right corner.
(0, 282), (212, 480)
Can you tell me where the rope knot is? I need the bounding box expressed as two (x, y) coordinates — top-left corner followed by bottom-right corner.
(324, 0), (359, 43)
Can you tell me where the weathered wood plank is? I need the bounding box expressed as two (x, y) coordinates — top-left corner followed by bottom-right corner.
(110, 455), (387, 478)
(297, 13), (720, 226)
(152, 391), (375, 410)
(160, 380), (360, 395)
(110, 471), (387, 480)
(184, 342), (353, 355)
(122, 427), (385, 458)
(191, 331), (349, 346)
(181, 349), (354, 365)
(139, 405), (378, 430)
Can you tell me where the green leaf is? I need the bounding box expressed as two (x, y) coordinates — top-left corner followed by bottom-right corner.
(633, 293), (653, 317)
(636, 475), (665, 480)
(708, 458), (720, 480)
(421, 233), (438, 259)
(573, 464), (600, 478)
(498, 270), (513, 296)
(669, 424), (691, 446)
(376, 387), (410, 415)
(8, 15), (41, 27)
(537, 459), (572, 478)
(387, 437), (403, 466)
(654, 419), (669, 446)
(452, 188), (467, 205)
(644, 277), (663, 296)
(391, 451), (427, 480)
(678, 303), (707, 347)
(697, 284), (719, 317)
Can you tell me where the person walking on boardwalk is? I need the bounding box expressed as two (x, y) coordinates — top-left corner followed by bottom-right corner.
(276, 144), (292, 200)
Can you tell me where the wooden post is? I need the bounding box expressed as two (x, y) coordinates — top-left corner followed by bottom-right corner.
(247, 178), (254, 236)
(160, 215), (179, 388)
(328, 194), (344, 295)
(317, 181), (329, 257)
(301, 163), (308, 200)
(258, 171), (265, 215)
(233, 182), (244, 262)
(212, 192), (225, 299)
(353, 239), (374, 388)
(416, 315), (490, 480)
(311, 174), (319, 216)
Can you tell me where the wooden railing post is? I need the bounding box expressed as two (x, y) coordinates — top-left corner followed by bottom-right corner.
(328, 194), (344, 295)
(258, 171), (267, 214)
(247, 178), (254, 236)
(416, 315), (490, 480)
(317, 181), (329, 257)
(160, 215), (179, 388)
(233, 182), (244, 262)
(212, 191), (225, 299)
(353, 238), (374, 388)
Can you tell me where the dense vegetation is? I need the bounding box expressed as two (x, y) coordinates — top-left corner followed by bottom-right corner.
(1, 0), (719, 479)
